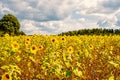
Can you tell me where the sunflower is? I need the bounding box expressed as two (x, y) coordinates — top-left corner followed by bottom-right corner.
(25, 41), (31, 46)
(50, 37), (58, 44)
(67, 46), (74, 54)
(38, 45), (43, 50)
(11, 41), (19, 51)
(25, 37), (31, 42)
(61, 36), (66, 42)
(1, 72), (12, 80)
(89, 44), (94, 50)
(30, 45), (38, 54)
(51, 38), (56, 43)
(4, 33), (10, 39)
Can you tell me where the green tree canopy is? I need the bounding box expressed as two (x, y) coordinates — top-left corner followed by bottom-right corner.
(0, 14), (25, 36)
(58, 28), (120, 36)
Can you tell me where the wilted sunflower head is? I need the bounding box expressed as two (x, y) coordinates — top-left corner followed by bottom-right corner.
(30, 45), (38, 54)
(2, 72), (12, 80)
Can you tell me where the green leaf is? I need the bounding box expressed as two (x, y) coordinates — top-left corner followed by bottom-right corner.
(10, 51), (15, 56)
(66, 69), (72, 78)
(77, 78), (81, 80)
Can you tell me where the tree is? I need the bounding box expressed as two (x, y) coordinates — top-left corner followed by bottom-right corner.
(18, 31), (26, 35)
(0, 14), (25, 36)
(58, 28), (120, 36)
(0, 21), (14, 35)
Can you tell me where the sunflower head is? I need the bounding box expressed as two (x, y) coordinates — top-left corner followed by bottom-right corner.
(2, 72), (12, 80)
(4, 33), (10, 39)
(11, 41), (19, 51)
(67, 46), (74, 54)
(38, 45), (43, 50)
(89, 44), (94, 50)
(25, 37), (31, 42)
(51, 38), (56, 43)
(50, 37), (58, 44)
(61, 36), (66, 42)
(30, 45), (38, 54)
(25, 41), (31, 46)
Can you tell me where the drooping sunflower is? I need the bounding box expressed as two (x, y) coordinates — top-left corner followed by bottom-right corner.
(11, 41), (19, 51)
(67, 46), (74, 54)
(30, 45), (38, 54)
(2, 72), (12, 80)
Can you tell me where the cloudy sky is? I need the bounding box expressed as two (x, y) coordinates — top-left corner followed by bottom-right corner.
(0, 0), (120, 35)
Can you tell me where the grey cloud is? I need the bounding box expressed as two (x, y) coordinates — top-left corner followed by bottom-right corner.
(97, 19), (111, 27)
(97, 18), (119, 29)
(116, 20), (120, 26)
(1, 0), (29, 12)
(1, 0), (77, 22)
(102, 0), (120, 10)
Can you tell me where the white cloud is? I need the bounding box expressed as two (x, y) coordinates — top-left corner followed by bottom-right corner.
(21, 20), (40, 35)
(0, 0), (120, 35)
(81, 0), (98, 8)
(78, 18), (86, 22)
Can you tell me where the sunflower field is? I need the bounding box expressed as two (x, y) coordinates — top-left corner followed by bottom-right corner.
(0, 34), (120, 80)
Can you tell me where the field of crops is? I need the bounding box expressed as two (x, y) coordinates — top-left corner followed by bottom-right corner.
(0, 34), (120, 80)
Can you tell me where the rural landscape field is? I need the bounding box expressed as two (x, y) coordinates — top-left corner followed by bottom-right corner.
(0, 34), (120, 80)
(1, 0), (120, 80)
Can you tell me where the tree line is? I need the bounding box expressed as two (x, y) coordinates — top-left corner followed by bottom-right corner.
(58, 28), (120, 36)
(0, 14), (25, 36)
(1, 14), (120, 36)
